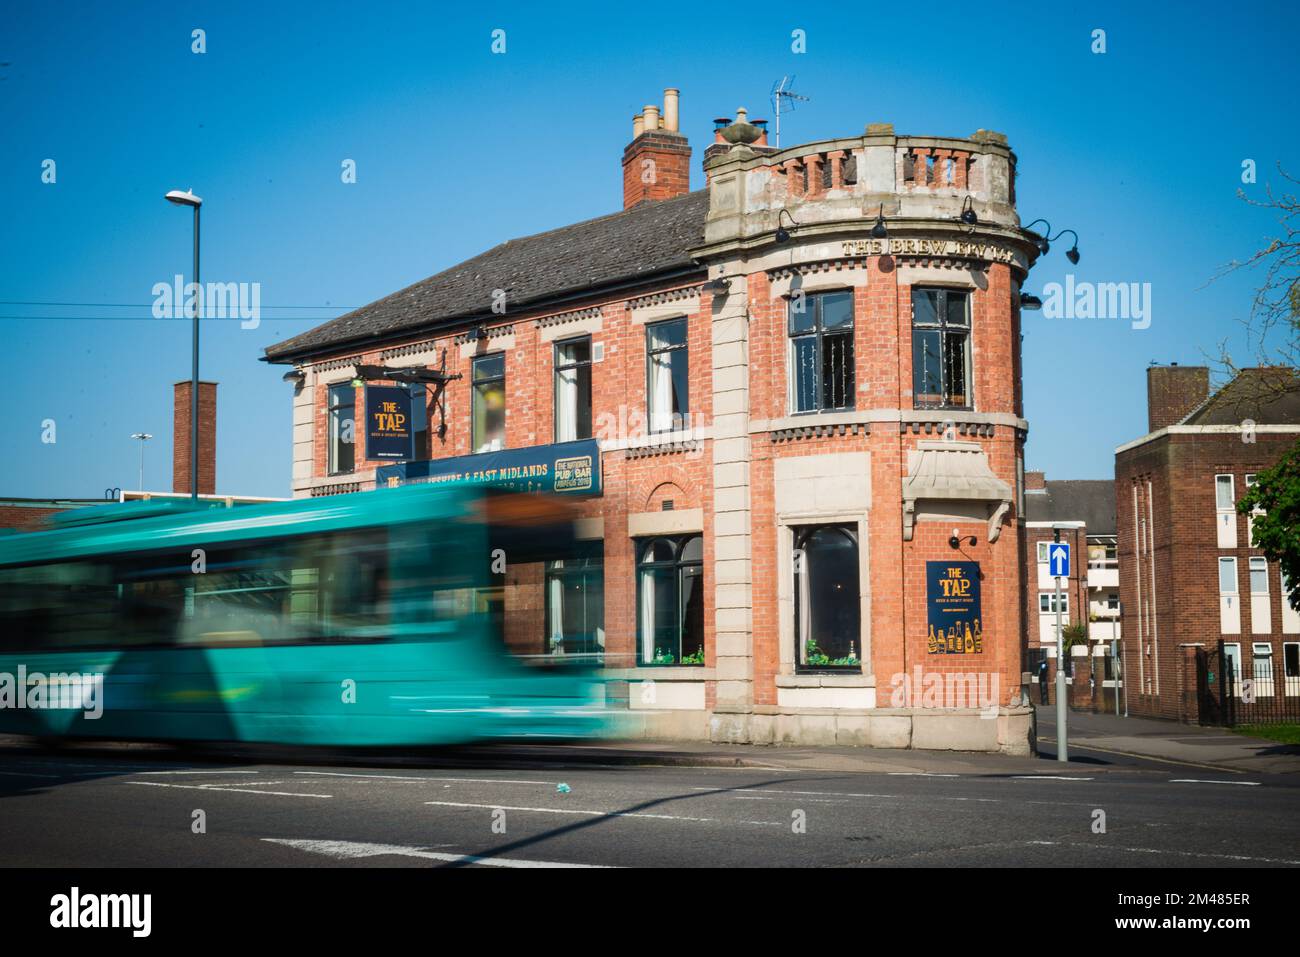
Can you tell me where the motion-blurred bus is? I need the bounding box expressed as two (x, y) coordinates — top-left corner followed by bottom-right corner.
(0, 485), (610, 746)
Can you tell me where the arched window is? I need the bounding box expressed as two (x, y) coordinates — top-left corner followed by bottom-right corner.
(637, 535), (704, 665)
(794, 525), (861, 670)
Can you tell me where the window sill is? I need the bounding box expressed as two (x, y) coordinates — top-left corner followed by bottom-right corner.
(751, 409), (869, 434)
(608, 667), (715, 681)
(776, 673), (874, 688)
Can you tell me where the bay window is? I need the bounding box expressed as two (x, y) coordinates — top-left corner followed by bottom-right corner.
(554, 337), (593, 442)
(471, 354), (506, 452)
(637, 535), (704, 665)
(327, 383), (355, 475)
(789, 290), (854, 413)
(647, 318), (689, 433)
(793, 524), (861, 670)
(912, 287), (972, 408)
(545, 553), (604, 659)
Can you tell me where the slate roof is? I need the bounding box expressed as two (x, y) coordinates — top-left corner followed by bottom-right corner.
(263, 190), (711, 362)
(1025, 480), (1116, 535)
(1180, 367), (1300, 426)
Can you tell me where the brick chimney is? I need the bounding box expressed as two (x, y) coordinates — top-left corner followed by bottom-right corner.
(622, 88), (691, 209)
(173, 380), (217, 495)
(1024, 470), (1046, 491)
(1146, 364), (1209, 432)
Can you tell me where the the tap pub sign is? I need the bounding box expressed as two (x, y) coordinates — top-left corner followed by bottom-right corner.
(365, 385), (414, 460)
(926, 561), (983, 655)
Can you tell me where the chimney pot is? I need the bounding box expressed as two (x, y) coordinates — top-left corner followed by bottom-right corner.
(663, 88), (680, 132)
(622, 89), (691, 210)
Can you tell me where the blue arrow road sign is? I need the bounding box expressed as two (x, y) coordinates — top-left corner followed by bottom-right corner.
(1048, 543), (1071, 578)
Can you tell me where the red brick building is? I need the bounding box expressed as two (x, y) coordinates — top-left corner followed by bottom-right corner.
(1021, 473), (1121, 709)
(264, 90), (1050, 752)
(1116, 364), (1300, 722)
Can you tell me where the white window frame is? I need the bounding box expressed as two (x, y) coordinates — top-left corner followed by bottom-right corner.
(1039, 592), (1068, 614)
(1219, 557), (1239, 595)
(1252, 642), (1275, 697)
(1215, 474), (1238, 549)
(1249, 557), (1270, 595)
(1224, 641), (1243, 696)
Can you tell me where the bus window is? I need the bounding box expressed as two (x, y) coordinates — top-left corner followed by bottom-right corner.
(0, 562), (118, 651)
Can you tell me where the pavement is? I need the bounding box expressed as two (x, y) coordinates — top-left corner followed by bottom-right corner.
(1033, 705), (1300, 775)
(2, 726), (1299, 867)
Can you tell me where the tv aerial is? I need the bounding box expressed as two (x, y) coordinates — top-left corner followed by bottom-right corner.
(770, 76), (810, 148)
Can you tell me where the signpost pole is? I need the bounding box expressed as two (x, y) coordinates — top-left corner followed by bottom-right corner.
(1055, 572), (1068, 762)
(1050, 531), (1070, 764)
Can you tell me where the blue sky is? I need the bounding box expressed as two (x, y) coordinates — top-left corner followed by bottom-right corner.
(1, 0), (1296, 498)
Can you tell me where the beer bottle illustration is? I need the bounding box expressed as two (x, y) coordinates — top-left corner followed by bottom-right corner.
(974, 618), (983, 654)
(927, 625), (938, 655)
(964, 623), (974, 654)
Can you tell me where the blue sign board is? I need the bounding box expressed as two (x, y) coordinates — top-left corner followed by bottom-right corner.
(375, 438), (602, 496)
(1047, 542), (1071, 578)
(365, 386), (414, 460)
(926, 561), (983, 655)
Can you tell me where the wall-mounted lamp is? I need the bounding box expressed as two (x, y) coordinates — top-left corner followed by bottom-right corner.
(775, 208), (799, 244)
(870, 203), (888, 239)
(1023, 219), (1081, 263)
(702, 276), (731, 294)
(949, 531), (978, 549)
(1019, 292), (1043, 310)
(281, 368), (305, 386)
(959, 196), (978, 226)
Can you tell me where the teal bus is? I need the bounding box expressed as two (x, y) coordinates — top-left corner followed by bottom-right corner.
(0, 484), (610, 746)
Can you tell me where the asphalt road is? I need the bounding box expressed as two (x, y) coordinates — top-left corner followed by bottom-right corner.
(2, 742), (1298, 867)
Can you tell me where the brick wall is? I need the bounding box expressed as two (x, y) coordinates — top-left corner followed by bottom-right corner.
(173, 380), (217, 495)
(1146, 365), (1209, 432)
(1117, 429), (1299, 720)
(621, 131), (692, 209)
(295, 255), (1026, 731)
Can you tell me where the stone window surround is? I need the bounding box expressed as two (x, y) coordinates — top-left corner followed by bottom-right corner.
(775, 511), (872, 682)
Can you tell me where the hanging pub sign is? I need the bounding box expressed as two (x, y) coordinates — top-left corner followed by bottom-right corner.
(375, 438), (602, 497)
(926, 561), (983, 654)
(365, 385), (413, 460)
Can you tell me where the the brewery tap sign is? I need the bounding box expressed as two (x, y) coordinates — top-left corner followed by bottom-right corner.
(926, 561), (983, 654)
(365, 385), (413, 460)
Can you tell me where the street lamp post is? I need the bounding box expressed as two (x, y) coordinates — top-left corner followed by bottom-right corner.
(165, 188), (203, 501)
(130, 432), (153, 491)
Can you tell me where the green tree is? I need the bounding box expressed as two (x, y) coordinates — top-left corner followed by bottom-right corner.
(1238, 440), (1300, 612)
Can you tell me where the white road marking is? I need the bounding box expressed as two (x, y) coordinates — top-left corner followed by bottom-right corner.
(1169, 779), (1261, 786)
(423, 799), (782, 827)
(887, 772), (960, 777)
(128, 781), (331, 798)
(1027, 841), (1300, 866)
(691, 786), (899, 799)
(263, 838), (609, 868)
(135, 770), (260, 776)
(294, 771), (553, 785)
(1011, 775), (1094, 781)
